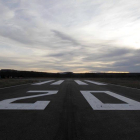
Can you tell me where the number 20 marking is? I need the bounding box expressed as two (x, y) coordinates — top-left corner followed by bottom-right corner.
(1, 90), (140, 110)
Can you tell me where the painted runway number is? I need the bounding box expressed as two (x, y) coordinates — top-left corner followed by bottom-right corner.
(0, 90), (58, 110)
(81, 91), (140, 110)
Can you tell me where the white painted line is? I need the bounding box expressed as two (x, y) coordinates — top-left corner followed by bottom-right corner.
(0, 90), (58, 110)
(85, 80), (107, 85)
(51, 80), (64, 85)
(32, 80), (54, 85)
(75, 80), (88, 85)
(81, 91), (140, 110)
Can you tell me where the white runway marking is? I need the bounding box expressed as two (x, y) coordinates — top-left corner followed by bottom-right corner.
(32, 80), (54, 85)
(0, 90), (58, 110)
(75, 80), (88, 85)
(81, 91), (140, 110)
(51, 80), (64, 85)
(85, 80), (107, 85)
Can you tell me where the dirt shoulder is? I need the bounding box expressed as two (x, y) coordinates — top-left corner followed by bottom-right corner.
(0, 78), (44, 88)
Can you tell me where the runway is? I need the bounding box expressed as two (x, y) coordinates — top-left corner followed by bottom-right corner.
(0, 79), (140, 140)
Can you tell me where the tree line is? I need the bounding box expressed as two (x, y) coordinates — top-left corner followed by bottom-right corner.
(0, 69), (140, 78)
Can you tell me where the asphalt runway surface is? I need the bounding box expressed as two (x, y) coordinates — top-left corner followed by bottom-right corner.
(0, 79), (140, 140)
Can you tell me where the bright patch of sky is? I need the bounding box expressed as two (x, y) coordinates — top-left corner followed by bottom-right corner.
(0, 0), (140, 72)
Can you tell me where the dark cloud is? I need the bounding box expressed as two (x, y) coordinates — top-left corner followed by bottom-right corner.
(81, 47), (140, 72)
(112, 49), (140, 69)
(51, 30), (80, 46)
(0, 25), (33, 44)
(82, 47), (133, 62)
(47, 52), (75, 59)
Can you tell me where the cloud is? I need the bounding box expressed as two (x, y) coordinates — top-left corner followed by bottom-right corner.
(0, 0), (140, 72)
(51, 30), (80, 46)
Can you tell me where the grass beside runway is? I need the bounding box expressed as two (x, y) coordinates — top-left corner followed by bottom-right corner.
(0, 79), (42, 88)
(89, 78), (140, 89)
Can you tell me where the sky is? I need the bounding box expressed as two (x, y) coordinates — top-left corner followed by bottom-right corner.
(0, 0), (140, 73)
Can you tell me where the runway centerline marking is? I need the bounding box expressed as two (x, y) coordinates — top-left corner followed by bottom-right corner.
(51, 80), (64, 85)
(75, 80), (88, 85)
(32, 80), (54, 85)
(0, 90), (58, 110)
(85, 80), (107, 85)
(81, 91), (140, 110)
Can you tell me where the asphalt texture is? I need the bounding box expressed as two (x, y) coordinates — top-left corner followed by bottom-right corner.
(0, 79), (140, 140)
